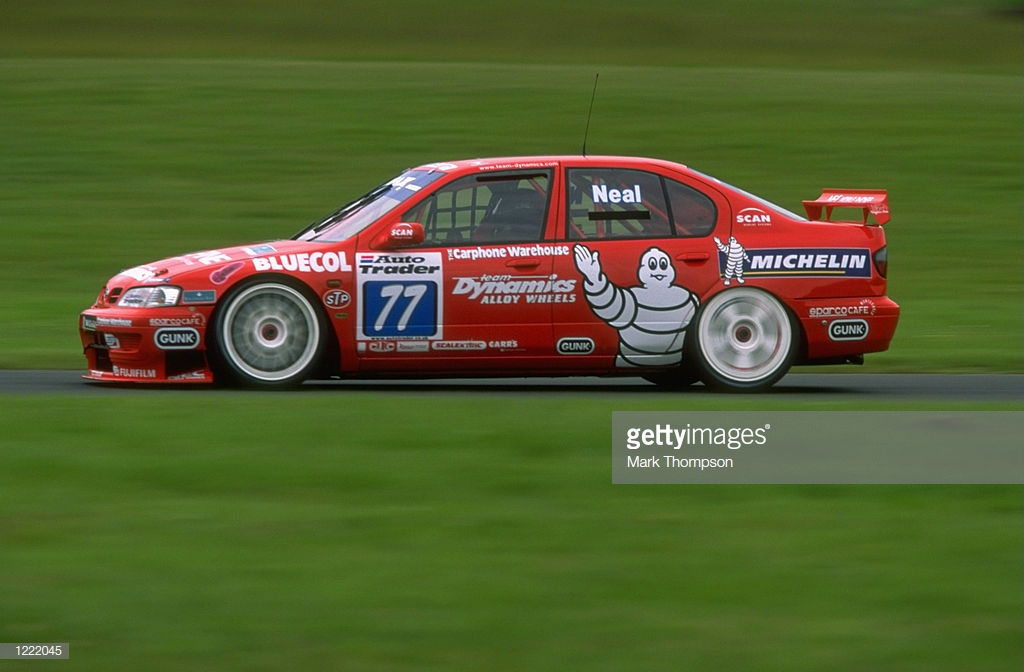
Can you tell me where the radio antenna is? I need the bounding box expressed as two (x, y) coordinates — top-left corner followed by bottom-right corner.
(582, 73), (599, 156)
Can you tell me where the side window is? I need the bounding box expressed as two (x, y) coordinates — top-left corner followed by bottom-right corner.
(566, 169), (669, 239)
(666, 178), (716, 237)
(565, 168), (718, 239)
(403, 170), (551, 246)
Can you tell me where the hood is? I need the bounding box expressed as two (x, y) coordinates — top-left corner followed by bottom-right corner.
(109, 240), (312, 286)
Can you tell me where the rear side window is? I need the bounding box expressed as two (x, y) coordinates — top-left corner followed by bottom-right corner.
(566, 168), (716, 239)
(665, 178), (716, 237)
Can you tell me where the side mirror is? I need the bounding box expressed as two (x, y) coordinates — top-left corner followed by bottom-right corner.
(371, 222), (425, 250)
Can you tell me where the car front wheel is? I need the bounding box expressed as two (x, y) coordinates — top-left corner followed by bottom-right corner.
(213, 281), (324, 387)
(693, 287), (795, 391)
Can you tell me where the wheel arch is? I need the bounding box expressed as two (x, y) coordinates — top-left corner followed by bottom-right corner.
(692, 284), (809, 356)
(207, 273), (335, 387)
(687, 285), (804, 392)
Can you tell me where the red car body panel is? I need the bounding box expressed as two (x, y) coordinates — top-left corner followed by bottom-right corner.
(80, 156), (899, 389)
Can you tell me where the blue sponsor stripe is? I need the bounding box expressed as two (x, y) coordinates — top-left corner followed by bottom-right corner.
(718, 247), (872, 278)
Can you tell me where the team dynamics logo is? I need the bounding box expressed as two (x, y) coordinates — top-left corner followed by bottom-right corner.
(451, 274), (576, 304)
(573, 245), (698, 368)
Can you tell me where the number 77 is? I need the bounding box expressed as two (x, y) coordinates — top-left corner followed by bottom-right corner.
(374, 283), (428, 332)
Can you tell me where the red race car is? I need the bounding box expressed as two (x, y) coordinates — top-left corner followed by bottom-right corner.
(79, 156), (898, 391)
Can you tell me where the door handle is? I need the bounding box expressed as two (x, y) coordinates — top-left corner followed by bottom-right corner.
(506, 258), (541, 269)
(678, 252), (710, 262)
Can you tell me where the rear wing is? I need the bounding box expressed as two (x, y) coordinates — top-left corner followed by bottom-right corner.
(803, 189), (889, 226)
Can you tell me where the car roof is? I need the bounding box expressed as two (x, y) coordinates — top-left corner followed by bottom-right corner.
(412, 156), (691, 174)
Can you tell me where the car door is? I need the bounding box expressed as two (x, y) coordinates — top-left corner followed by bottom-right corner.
(551, 163), (729, 373)
(355, 168), (562, 374)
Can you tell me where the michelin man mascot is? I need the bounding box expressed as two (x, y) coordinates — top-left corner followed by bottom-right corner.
(573, 245), (699, 368)
(713, 235), (749, 285)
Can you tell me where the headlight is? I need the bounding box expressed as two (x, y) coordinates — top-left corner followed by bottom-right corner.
(118, 286), (181, 308)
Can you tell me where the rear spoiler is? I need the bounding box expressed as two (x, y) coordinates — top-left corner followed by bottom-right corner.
(803, 189), (889, 226)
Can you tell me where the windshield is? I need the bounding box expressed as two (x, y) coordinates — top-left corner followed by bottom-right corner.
(690, 169), (807, 221)
(295, 168), (447, 242)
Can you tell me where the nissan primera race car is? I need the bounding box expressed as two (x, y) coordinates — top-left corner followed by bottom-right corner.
(80, 156), (899, 391)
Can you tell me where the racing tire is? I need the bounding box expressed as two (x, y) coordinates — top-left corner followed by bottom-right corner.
(692, 287), (795, 392)
(212, 281), (325, 388)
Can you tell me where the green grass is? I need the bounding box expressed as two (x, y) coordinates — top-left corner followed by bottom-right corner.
(2, 0), (1021, 73)
(1, 394), (1021, 670)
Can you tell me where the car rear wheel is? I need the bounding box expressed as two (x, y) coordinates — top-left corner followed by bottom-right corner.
(693, 287), (794, 392)
(214, 281), (324, 388)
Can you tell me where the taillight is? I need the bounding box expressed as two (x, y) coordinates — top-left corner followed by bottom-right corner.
(872, 246), (888, 278)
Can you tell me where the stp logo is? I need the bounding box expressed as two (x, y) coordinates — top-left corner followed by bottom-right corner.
(323, 289), (351, 308)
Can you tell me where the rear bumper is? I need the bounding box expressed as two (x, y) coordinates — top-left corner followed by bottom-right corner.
(80, 308), (213, 383)
(794, 296), (899, 362)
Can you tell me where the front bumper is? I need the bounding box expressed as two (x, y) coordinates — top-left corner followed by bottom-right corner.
(80, 307), (213, 383)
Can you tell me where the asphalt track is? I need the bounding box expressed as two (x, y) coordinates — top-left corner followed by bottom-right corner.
(2, 370), (1022, 400)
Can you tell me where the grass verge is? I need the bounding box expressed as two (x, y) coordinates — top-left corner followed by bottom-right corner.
(1, 393), (1021, 670)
